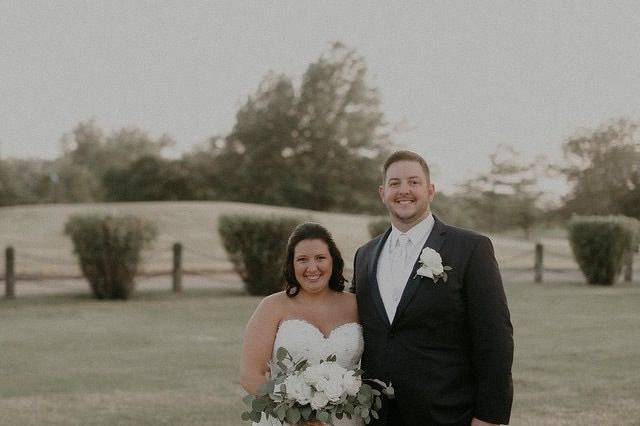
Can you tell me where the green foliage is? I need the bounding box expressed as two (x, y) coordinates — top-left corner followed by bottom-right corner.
(367, 217), (389, 237)
(567, 215), (637, 285)
(217, 215), (301, 295)
(212, 42), (390, 214)
(102, 156), (195, 201)
(64, 214), (158, 299)
(561, 118), (640, 219)
(457, 144), (544, 236)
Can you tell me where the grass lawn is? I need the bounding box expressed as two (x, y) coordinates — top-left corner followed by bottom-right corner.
(1, 278), (640, 425)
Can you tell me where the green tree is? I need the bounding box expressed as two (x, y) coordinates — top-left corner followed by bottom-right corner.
(57, 120), (173, 201)
(459, 145), (543, 237)
(292, 42), (389, 212)
(212, 43), (390, 213)
(102, 156), (195, 201)
(561, 118), (640, 218)
(215, 73), (298, 205)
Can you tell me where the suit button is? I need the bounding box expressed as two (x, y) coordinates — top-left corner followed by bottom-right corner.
(388, 331), (394, 338)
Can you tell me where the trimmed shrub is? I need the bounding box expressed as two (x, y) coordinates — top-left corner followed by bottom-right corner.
(64, 214), (158, 299)
(218, 215), (302, 295)
(368, 217), (390, 238)
(567, 215), (636, 285)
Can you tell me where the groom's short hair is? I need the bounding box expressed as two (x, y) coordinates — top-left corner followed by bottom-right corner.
(382, 150), (431, 183)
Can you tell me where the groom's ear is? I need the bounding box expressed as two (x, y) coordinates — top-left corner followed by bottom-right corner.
(428, 183), (436, 202)
(378, 185), (385, 202)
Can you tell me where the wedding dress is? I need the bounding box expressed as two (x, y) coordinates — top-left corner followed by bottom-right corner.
(253, 319), (365, 426)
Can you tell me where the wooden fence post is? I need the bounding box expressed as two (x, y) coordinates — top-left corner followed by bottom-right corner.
(172, 243), (183, 293)
(623, 250), (633, 283)
(534, 242), (543, 283)
(5, 246), (15, 298)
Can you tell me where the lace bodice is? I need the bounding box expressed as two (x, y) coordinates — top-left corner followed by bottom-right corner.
(253, 319), (364, 426)
(272, 319), (364, 371)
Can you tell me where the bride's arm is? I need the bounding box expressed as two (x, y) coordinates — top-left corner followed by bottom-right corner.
(239, 294), (282, 394)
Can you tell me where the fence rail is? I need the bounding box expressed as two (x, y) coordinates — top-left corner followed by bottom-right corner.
(2, 242), (638, 299)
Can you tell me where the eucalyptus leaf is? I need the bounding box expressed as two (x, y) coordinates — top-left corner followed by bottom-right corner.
(317, 410), (330, 423)
(285, 407), (301, 424)
(252, 398), (268, 412)
(343, 401), (354, 414)
(294, 359), (309, 372)
(374, 396), (382, 409)
(250, 411), (262, 423)
(276, 404), (287, 421)
(444, 265), (453, 271)
(276, 347), (288, 362)
(241, 412), (252, 421)
(300, 405), (312, 420)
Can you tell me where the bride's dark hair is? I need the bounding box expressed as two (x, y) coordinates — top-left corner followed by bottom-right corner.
(282, 222), (346, 297)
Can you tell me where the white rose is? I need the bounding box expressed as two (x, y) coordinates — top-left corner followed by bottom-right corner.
(284, 374), (313, 405)
(310, 391), (329, 410)
(416, 265), (433, 278)
(322, 377), (344, 402)
(420, 248), (444, 275)
(342, 371), (362, 396)
(420, 247), (442, 267)
(303, 365), (323, 385)
(430, 262), (444, 275)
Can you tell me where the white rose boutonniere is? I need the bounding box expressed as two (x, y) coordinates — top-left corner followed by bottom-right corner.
(415, 247), (452, 283)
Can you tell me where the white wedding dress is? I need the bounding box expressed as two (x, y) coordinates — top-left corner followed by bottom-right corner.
(253, 319), (365, 426)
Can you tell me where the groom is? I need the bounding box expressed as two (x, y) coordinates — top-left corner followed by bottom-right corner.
(353, 151), (513, 425)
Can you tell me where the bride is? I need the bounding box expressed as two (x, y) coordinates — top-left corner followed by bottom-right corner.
(240, 222), (364, 426)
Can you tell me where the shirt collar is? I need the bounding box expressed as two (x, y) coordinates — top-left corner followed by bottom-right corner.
(389, 213), (434, 248)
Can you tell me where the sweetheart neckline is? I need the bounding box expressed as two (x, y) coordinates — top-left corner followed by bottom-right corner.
(279, 318), (362, 340)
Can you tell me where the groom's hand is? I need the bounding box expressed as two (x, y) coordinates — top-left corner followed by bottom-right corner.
(471, 418), (499, 426)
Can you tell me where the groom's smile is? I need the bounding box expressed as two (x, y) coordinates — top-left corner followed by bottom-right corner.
(379, 160), (435, 231)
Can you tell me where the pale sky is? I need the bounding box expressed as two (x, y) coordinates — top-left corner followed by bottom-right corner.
(2, 1), (639, 194)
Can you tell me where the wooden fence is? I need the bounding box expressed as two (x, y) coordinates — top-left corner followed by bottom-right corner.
(3, 242), (636, 299)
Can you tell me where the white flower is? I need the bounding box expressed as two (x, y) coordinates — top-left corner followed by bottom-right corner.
(322, 377), (344, 402)
(416, 247), (452, 283)
(416, 265), (433, 279)
(310, 390), (330, 410)
(420, 247), (442, 269)
(342, 371), (362, 396)
(283, 374), (313, 405)
(303, 364), (324, 386)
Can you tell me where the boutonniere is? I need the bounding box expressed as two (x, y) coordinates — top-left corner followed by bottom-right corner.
(415, 247), (453, 283)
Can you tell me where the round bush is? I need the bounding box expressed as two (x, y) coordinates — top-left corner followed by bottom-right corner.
(567, 215), (635, 285)
(218, 215), (301, 295)
(64, 214), (158, 299)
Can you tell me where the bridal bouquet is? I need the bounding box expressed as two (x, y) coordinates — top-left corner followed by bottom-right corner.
(242, 347), (394, 425)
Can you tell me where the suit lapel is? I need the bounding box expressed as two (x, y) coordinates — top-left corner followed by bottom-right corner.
(367, 227), (392, 328)
(391, 216), (448, 328)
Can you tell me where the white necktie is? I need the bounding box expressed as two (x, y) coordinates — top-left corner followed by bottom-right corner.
(390, 233), (410, 307)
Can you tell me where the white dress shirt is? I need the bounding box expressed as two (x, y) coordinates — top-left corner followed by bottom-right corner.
(376, 213), (435, 323)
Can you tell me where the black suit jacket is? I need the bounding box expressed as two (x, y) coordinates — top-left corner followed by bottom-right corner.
(353, 217), (513, 425)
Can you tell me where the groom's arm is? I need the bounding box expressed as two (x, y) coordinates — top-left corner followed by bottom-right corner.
(350, 247), (361, 294)
(464, 236), (514, 425)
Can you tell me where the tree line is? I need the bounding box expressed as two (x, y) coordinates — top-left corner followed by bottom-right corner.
(1, 43), (639, 235)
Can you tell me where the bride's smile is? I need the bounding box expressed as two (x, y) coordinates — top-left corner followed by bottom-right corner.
(293, 239), (333, 294)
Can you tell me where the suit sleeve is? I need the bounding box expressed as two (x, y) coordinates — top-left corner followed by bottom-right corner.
(464, 236), (514, 424)
(350, 248), (360, 294)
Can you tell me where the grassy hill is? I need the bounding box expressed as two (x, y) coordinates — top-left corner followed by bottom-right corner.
(0, 201), (579, 279)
